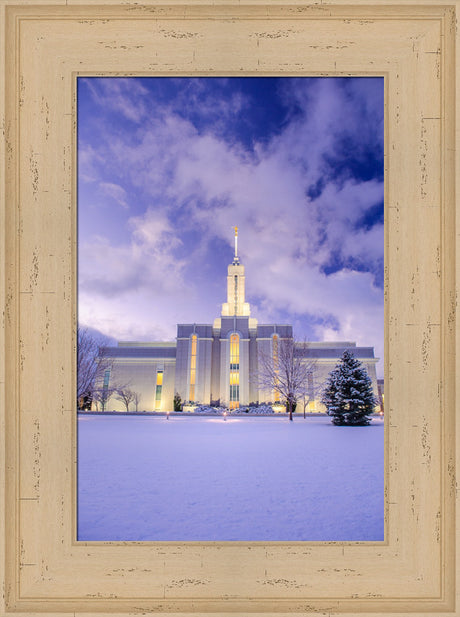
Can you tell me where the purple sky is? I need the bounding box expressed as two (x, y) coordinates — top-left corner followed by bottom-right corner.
(78, 77), (384, 376)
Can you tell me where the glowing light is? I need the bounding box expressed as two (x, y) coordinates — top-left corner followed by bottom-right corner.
(155, 369), (163, 410)
(189, 334), (197, 401)
(229, 372), (239, 385)
(229, 333), (240, 410)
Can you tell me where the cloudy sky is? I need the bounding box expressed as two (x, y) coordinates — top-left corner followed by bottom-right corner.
(78, 77), (384, 375)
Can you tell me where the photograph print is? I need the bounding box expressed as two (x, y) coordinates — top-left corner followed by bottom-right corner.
(77, 76), (384, 541)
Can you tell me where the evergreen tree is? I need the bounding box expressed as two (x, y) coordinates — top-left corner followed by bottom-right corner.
(174, 392), (182, 412)
(321, 350), (376, 425)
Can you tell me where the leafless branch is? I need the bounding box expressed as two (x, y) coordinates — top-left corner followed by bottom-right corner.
(92, 385), (117, 411)
(254, 338), (317, 419)
(132, 391), (141, 412)
(115, 387), (136, 412)
(77, 326), (114, 408)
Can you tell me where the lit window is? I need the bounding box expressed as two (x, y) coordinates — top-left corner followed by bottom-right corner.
(155, 369), (163, 410)
(229, 372), (240, 385)
(229, 333), (240, 409)
(189, 334), (197, 401)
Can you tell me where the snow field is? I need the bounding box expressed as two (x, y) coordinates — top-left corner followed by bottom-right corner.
(77, 414), (384, 541)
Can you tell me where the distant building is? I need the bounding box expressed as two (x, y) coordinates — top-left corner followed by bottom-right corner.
(98, 229), (379, 412)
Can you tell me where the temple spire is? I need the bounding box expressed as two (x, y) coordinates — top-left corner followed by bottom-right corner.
(221, 226), (250, 317)
(233, 226), (239, 264)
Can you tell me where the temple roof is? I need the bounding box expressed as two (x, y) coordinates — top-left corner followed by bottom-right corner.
(101, 346), (176, 358)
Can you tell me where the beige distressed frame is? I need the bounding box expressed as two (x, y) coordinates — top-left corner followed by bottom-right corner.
(0, 1), (457, 615)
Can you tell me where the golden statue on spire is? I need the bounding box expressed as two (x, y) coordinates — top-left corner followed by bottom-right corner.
(234, 226), (238, 236)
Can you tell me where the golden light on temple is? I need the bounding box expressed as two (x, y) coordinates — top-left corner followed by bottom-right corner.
(155, 369), (164, 410)
(229, 333), (240, 409)
(229, 372), (240, 385)
(189, 334), (197, 401)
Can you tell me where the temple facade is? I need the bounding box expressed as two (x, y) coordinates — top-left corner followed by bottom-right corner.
(98, 229), (379, 412)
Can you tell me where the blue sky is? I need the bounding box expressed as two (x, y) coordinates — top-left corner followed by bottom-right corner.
(78, 77), (384, 375)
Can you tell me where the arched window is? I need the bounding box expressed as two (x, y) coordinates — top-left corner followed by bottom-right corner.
(189, 334), (197, 402)
(229, 333), (240, 409)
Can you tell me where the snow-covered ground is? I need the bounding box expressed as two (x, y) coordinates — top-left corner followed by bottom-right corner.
(77, 414), (384, 542)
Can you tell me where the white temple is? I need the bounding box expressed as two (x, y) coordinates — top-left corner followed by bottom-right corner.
(98, 228), (379, 412)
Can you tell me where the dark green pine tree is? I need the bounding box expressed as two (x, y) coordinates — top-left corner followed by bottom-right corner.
(321, 350), (376, 426)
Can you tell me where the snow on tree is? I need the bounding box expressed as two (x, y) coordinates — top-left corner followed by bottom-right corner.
(321, 350), (376, 426)
(255, 338), (316, 421)
(77, 326), (113, 410)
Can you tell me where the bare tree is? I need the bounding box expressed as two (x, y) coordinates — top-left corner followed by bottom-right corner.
(255, 338), (316, 421)
(92, 385), (117, 412)
(132, 391), (141, 412)
(116, 388), (136, 412)
(77, 326), (113, 410)
(299, 368), (320, 418)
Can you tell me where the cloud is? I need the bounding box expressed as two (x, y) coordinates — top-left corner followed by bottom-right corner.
(78, 144), (105, 183)
(80, 209), (185, 297)
(78, 77), (384, 374)
(82, 77), (149, 123)
(99, 182), (129, 209)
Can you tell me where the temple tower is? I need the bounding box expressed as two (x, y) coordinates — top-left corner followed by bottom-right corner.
(221, 226), (251, 317)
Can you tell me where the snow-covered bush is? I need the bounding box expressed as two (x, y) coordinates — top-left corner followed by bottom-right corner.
(230, 404), (274, 415)
(250, 404), (275, 414)
(192, 404), (275, 415)
(194, 405), (227, 414)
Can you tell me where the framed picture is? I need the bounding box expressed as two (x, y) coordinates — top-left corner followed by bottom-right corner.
(1, 2), (457, 615)
(76, 75), (385, 544)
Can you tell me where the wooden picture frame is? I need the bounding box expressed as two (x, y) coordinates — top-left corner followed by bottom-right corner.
(0, 1), (457, 615)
